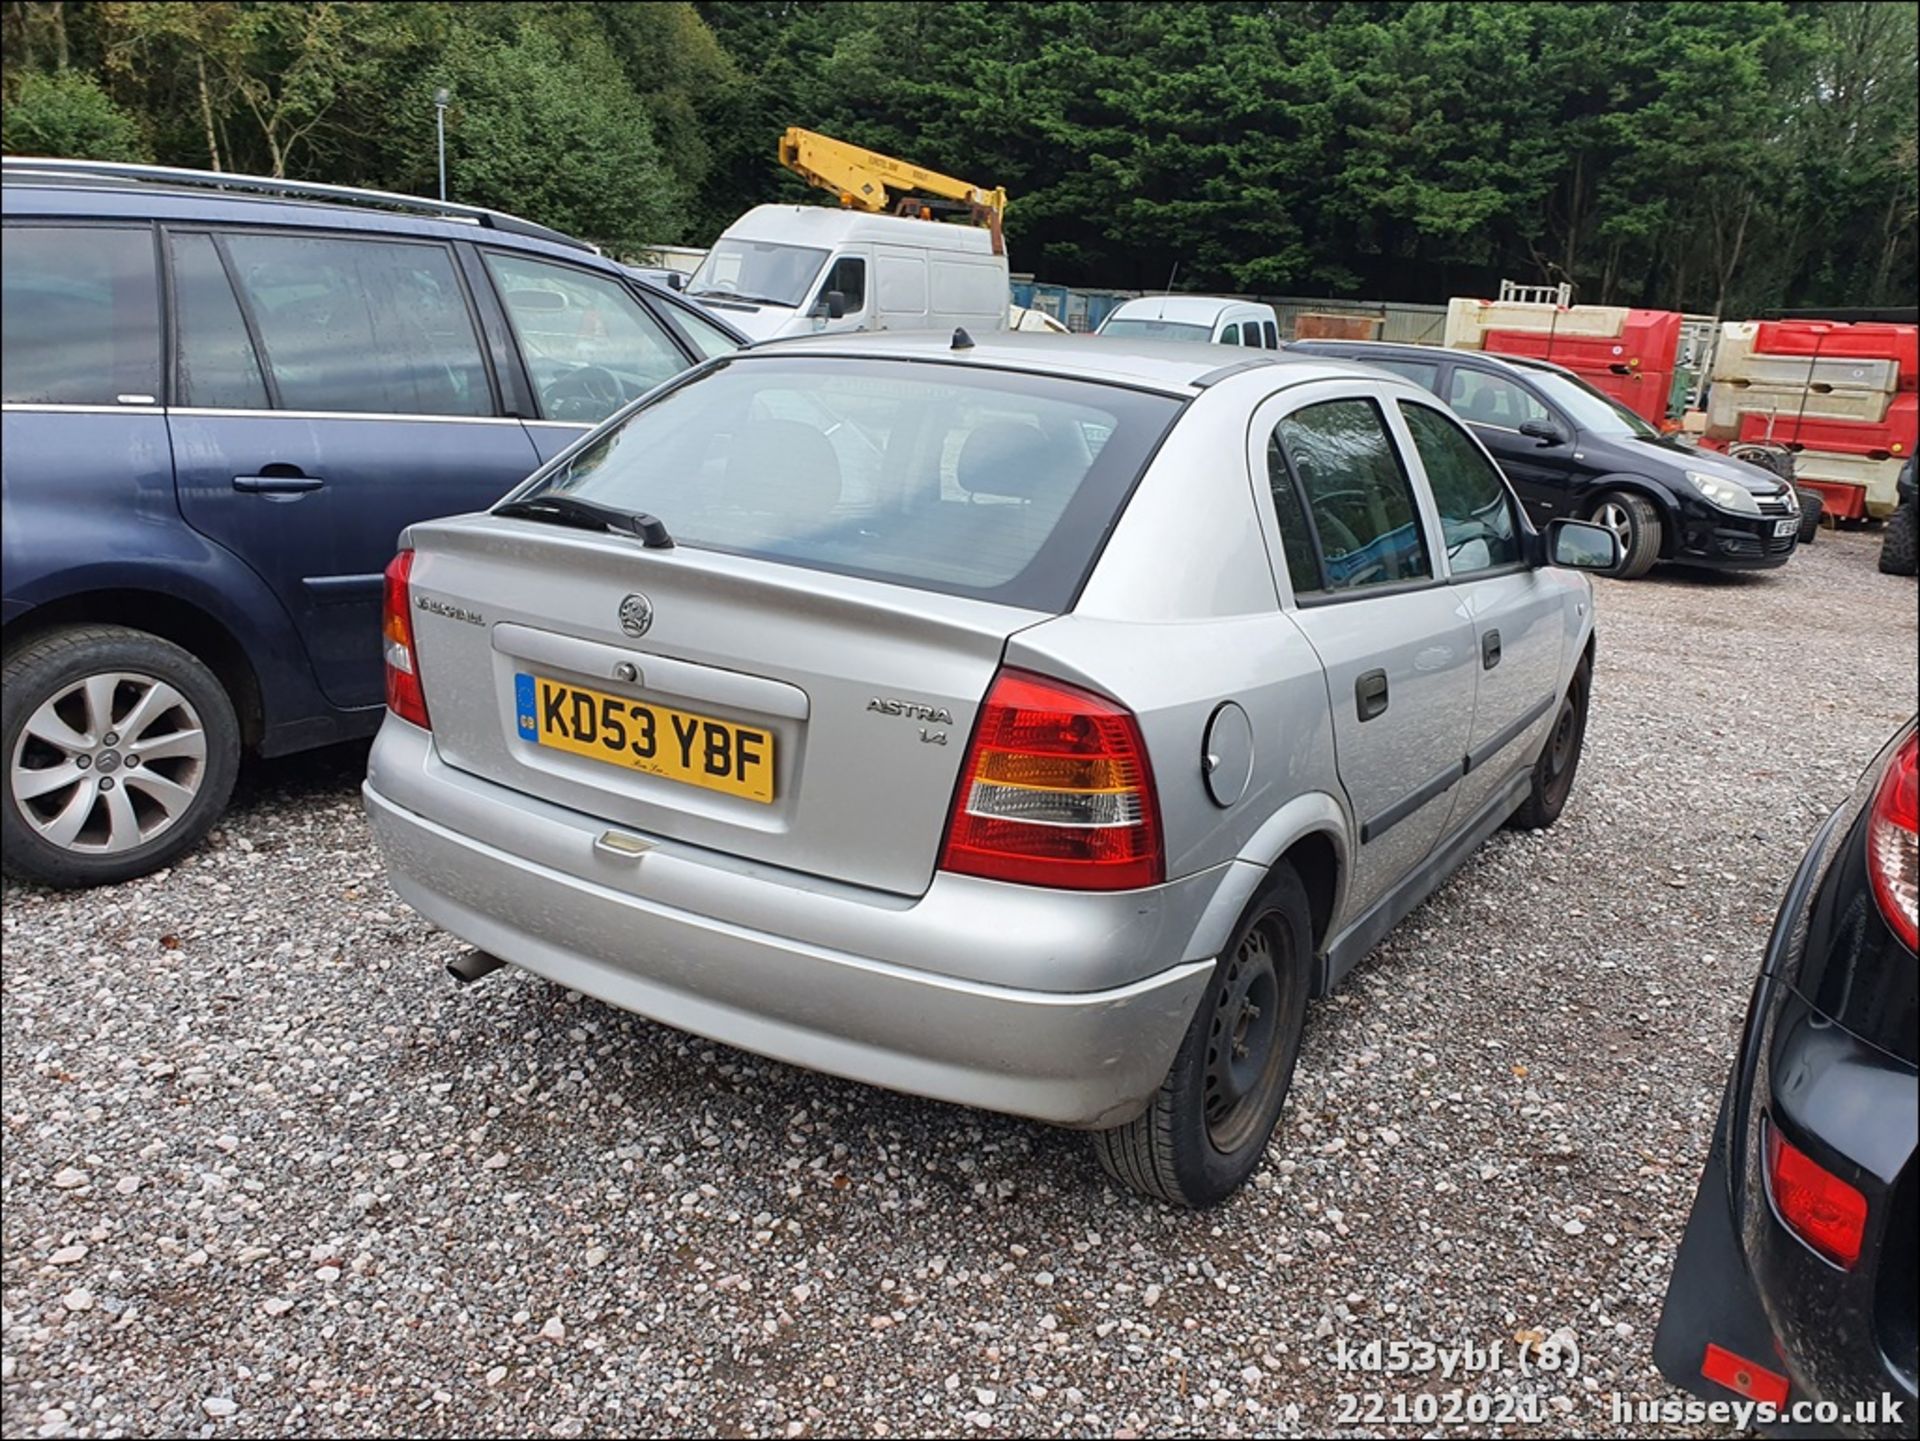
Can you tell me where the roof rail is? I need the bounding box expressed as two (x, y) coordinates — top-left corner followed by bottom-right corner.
(1192, 355), (1284, 388)
(0, 157), (596, 254)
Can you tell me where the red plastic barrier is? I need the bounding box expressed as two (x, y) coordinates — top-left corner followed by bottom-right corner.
(1621, 309), (1683, 370)
(1483, 330), (1641, 368)
(1791, 478), (1868, 520)
(1753, 321), (1918, 387)
(1484, 309), (1683, 374)
(1736, 392), (1917, 457)
(1585, 367), (1672, 425)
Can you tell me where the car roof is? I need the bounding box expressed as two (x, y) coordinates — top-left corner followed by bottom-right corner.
(1289, 337), (1583, 383)
(1106, 294), (1268, 324)
(734, 329), (1373, 397)
(1, 158), (611, 271)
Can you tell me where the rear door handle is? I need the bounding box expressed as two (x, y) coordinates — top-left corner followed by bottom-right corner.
(1482, 629), (1502, 670)
(1355, 668), (1389, 722)
(233, 474), (323, 494)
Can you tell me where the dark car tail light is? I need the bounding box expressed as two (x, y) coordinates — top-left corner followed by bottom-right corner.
(939, 669), (1162, 891)
(1767, 1123), (1867, 1269)
(1866, 731), (1918, 952)
(382, 550), (430, 730)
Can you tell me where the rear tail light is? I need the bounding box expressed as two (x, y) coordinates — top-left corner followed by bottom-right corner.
(1866, 732), (1917, 951)
(939, 669), (1163, 891)
(382, 549), (430, 730)
(1766, 1122), (1867, 1269)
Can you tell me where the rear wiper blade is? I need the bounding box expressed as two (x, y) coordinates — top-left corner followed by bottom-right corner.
(493, 494), (674, 549)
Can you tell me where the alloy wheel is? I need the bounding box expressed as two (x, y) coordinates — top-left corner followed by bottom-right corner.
(1595, 500), (1634, 551)
(10, 672), (209, 854)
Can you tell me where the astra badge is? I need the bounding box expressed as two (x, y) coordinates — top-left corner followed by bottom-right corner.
(867, 697), (954, 724)
(618, 593), (654, 638)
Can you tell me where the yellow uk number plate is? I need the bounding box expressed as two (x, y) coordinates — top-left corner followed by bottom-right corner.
(514, 673), (775, 803)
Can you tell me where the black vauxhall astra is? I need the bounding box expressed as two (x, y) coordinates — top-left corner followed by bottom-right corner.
(1655, 719), (1917, 1436)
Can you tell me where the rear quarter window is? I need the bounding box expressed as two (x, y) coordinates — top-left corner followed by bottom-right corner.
(2, 224), (160, 405)
(519, 357), (1182, 611)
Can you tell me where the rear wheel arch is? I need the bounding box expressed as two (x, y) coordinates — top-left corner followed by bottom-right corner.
(4, 591), (265, 750)
(1280, 830), (1339, 956)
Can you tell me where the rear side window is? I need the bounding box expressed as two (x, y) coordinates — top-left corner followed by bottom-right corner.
(1263, 432), (1324, 594)
(224, 232), (490, 417)
(665, 302), (742, 360)
(1271, 398), (1433, 595)
(1400, 403), (1521, 575)
(1448, 367), (1551, 429)
(2, 224), (160, 405)
(486, 250), (690, 424)
(519, 357), (1182, 611)
(1370, 357), (1440, 392)
(1262, 320), (1279, 349)
(169, 232), (268, 410)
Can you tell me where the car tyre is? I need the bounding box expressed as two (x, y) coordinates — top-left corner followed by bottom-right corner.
(1589, 492), (1661, 578)
(1090, 864), (1313, 1208)
(1508, 656), (1591, 831)
(1794, 488), (1823, 545)
(2, 625), (240, 888)
(1880, 502), (1918, 576)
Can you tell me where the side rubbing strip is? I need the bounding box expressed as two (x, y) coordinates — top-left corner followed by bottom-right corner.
(1464, 692), (1558, 774)
(1361, 759), (1465, 844)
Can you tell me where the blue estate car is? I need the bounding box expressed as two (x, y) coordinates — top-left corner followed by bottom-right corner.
(1, 159), (743, 886)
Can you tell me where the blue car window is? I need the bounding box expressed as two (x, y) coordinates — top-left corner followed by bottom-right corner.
(170, 232), (269, 410)
(224, 232), (490, 417)
(1, 224), (160, 406)
(1275, 398), (1433, 593)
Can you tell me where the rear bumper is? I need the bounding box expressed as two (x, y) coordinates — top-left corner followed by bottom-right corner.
(363, 721), (1216, 1128)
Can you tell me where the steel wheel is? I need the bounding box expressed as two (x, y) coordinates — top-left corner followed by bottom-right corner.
(1202, 919), (1295, 1154)
(1546, 687), (1581, 779)
(10, 671), (209, 855)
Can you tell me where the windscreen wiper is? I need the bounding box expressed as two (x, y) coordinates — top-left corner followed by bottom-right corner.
(493, 494), (674, 549)
(689, 289), (785, 307)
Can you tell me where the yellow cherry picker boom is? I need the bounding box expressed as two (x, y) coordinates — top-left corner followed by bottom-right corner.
(777, 127), (1009, 256)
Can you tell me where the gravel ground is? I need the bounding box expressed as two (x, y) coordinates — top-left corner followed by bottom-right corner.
(4, 530), (1915, 1440)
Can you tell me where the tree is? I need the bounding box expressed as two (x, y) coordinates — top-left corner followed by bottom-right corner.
(1, 68), (147, 159)
(431, 20), (686, 249)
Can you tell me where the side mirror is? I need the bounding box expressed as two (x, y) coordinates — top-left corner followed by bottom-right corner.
(1519, 419), (1565, 446)
(1546, 518), (1619, 572)
(667, 272), (686, 291)
(825, 289), (848, 320)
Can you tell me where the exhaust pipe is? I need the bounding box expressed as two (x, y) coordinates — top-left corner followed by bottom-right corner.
(447, 950), (506, 986)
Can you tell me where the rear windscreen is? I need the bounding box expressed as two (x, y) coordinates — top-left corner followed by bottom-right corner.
(515, 356), (1183, 611)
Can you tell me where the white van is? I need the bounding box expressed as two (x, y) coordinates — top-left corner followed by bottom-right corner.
(1096, 295), (1281, 348)
(687, 205), (1009, 342)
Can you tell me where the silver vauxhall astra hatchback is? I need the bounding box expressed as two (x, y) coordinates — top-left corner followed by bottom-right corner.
(365, 332), (1618, 1207)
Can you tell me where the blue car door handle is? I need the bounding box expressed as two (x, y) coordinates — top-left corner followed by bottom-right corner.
(233, 473), (324, 494)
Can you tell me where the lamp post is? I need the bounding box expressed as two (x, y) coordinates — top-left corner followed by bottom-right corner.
(434, 88), (450, 201)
